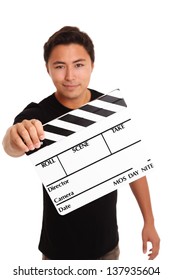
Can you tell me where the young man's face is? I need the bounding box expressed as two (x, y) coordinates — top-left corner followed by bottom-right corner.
(46, 43), (94, 107)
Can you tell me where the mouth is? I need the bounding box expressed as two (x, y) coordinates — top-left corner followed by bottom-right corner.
(63, 84), (79, 89)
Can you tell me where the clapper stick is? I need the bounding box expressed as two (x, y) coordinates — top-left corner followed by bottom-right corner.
(27, 89), (154, 215)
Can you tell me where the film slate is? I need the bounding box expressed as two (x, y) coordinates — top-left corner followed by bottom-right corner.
(27, 89), (154, 215)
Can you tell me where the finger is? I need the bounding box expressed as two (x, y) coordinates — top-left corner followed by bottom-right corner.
(10, 126), (30, 153)
(16, 122), (36, 150)
(148, 251), (158, 260)
(148, 243), (159, 260)
(31, 119), (45, 140)
(22, 119), (45, 149)
(142, 239), (147, 254)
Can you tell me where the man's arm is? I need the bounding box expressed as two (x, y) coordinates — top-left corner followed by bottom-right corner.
(2, 119), (45, 157)
(129, 176), (160, 260)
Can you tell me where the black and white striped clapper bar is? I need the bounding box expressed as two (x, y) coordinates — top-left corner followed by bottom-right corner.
(28, 89), (153, 215)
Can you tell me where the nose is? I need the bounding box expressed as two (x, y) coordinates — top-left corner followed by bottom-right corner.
(65, 66), (75, 81)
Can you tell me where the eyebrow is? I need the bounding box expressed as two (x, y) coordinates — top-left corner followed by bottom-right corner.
(53, 59), (86, 65)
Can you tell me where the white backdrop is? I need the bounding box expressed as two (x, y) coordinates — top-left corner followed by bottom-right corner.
(0, 0), (172, 279)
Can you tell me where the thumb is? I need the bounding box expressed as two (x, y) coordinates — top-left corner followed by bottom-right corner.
(143, 239), (147, 254)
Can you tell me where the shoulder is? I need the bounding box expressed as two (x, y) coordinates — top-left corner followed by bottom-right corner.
(13, 94), (56, 124)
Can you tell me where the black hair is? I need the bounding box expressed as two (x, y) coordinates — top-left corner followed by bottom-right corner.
(43, 26), (95, 63)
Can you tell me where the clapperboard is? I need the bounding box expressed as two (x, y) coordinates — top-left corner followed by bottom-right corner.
(28, 89), (154, 215)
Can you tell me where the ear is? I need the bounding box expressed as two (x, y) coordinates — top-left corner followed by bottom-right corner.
(46, 63), (49, 74)
(91, 62), (94, 72)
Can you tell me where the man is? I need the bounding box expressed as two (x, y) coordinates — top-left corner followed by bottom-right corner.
(2, 26), (160, 260)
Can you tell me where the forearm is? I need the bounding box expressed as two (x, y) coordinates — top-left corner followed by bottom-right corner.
(129, 176), (154, 225)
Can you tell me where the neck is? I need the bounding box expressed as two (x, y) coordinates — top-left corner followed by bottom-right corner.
(55, 89), (91, 109)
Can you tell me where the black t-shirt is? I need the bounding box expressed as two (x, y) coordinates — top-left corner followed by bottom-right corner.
(14, 89), (119, 259)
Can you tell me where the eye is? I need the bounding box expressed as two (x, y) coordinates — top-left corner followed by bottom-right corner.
(55, 65), (65, 69)
(75, 63), (84, 68)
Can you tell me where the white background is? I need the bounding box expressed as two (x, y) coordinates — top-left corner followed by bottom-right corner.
(0, 0), (172, 278)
